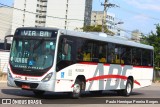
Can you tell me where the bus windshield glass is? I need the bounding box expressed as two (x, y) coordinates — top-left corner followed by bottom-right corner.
(10, 38), (56, 70)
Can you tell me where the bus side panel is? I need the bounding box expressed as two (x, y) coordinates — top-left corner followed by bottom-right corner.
(132, 67), (153, 89)
(85, 64), (130, 91)
(54, 64), (89, 92)
(54, 63), (153, 92)
(85, 64), (121, 91)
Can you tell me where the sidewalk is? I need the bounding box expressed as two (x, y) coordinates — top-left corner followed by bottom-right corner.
(0, 74), (7, 82)
(152, 82), (160, 86)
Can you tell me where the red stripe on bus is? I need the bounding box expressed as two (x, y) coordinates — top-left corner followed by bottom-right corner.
(79, 62), (98, 65)
(134, 80), (141, 86)
(71, 75), (141, 88)
(133, 66), (153, 68)
(79, 62), (153, 68)
(86, 75), (141, 86)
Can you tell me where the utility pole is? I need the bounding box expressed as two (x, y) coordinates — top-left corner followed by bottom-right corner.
(101, 0), (119, 32)
(65, 0), (69, 29)
(101, 0), (108, 32)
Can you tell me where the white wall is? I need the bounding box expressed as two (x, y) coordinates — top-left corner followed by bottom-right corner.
(67, 0), (85, 30)
(11, 0), (37, 34)
(24, 0), (37, 27)
(0, 7), (13, 40)
(45, 0), (85, 30)
(45, 0), (66, 28)
(12, 0), (88, 32)
(11, 0), (25, 34)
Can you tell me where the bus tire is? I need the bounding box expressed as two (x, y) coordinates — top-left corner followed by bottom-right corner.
(122, 79), (133, 96)
(70, 79), (81, 99)
(33, 90), (45, 97)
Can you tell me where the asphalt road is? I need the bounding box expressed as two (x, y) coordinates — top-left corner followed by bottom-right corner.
(0, 82), (160, 107)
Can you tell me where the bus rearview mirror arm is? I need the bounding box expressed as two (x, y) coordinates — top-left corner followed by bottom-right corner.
(4, 35), (13, 50)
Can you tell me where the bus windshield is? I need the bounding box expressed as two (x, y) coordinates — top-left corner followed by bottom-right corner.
(10, 38), (56, 70)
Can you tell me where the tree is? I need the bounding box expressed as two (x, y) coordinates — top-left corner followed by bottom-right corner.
(141, 24), (160, 69)
(81, 25), (115, 36)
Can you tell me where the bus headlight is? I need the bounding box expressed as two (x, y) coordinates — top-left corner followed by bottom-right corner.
(41, 72), (53, 82)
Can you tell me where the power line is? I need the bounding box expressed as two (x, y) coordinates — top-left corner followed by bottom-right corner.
(118, 6), (160, 21)
(0, 3), (86, 22)
(2, 2), (158, 24)
(0, 2), (120, 24)
(0, 2), (152, 35)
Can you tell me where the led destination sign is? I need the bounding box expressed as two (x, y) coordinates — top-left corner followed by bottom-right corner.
(15, 29), (57, 37)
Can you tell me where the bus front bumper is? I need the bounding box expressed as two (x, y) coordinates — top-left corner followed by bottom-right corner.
(7, 76), (55, 92)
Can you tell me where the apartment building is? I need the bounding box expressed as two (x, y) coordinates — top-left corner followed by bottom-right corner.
(91, 11), (124, 36)
(11, 0), (92, 34)
(0, 7), (13, 40)
(131, 30), (142, 42)
(91, 11), (115, 31)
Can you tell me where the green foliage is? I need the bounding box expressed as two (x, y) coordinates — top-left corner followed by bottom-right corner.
(141, 24), (160, 68)
(81, 25), (115, 36)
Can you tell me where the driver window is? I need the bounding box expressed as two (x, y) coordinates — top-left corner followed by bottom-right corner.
(56, 36), (73, 71)
(57, 37), (72, 62)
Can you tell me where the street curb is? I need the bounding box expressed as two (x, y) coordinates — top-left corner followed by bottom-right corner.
(153, 81), (160, 83)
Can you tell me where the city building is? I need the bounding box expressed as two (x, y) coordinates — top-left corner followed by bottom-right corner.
(11, 0), (93, 34)
(0, 7), (13, 40)
(91, 11), (124, 36)
(131, 30), (142, 42)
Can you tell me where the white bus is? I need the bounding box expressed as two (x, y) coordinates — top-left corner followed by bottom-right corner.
(7, 27), (154, 98)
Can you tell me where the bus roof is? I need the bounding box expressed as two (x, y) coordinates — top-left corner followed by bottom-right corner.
(59, 29), (154, 50)
(15, 27), (154, 50)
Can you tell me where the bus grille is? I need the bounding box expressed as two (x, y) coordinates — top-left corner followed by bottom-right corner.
(14, 81), (39, 89)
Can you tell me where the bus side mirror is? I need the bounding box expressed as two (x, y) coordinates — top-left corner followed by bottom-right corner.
(63, 43), (69, 55)
(4, 39), (7, 50)
(4, 35), (13, 50)
(62, 38), (69, 55)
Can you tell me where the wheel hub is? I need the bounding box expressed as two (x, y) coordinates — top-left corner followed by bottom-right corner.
(73, 84), (80, 94)
(127, 83), (131, 94)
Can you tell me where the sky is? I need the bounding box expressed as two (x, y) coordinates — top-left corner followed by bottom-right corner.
(93, 0), (160, 35)
(0, 0), (160, 36)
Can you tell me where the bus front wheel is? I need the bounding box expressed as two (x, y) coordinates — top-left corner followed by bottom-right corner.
(70, 79), (82, 99)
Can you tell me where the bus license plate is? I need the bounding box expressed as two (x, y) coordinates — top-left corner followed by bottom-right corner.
(22, 84), (30, 89)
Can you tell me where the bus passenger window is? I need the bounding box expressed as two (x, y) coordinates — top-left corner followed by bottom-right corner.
(98, 46), (106, 63)
(77, 48), (83, 61)
(83, 52), (91, 61)
(107, 43), (116, 63)
(108, 52), (115, 63)
(120, 46), (131, 65)
(132, 48), (141, 65)
(142, 49), (152, 66)
(82, 42), (92, 61)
